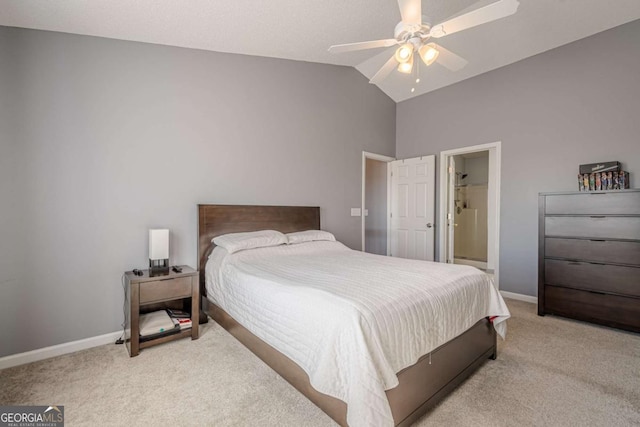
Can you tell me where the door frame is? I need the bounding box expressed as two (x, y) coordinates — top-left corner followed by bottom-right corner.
(438, 141), (501, 288)
(361, 151), (395, 253)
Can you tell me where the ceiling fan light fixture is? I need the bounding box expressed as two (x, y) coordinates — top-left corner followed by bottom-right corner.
(397, 56), (414, 74)
(394, 43), (414, 63)
(419, 43), (439, 66)
(329, 0), (521, 87)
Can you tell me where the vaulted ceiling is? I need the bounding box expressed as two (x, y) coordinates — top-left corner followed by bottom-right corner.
(2, 0), (640, 102)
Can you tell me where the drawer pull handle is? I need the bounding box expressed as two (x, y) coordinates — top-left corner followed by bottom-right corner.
(588, 290), (607, 296)
(590, 239), (606, 242)
(589, 262), (605, 266)
(589, 216), (606, 219)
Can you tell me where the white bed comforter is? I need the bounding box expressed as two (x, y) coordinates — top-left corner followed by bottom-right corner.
(205, 241), (510, 427)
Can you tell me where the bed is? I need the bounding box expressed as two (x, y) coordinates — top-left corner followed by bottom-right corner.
(197, 204), (509, 426)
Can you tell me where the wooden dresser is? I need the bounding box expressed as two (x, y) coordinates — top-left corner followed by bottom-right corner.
(538, 189), (640, 332)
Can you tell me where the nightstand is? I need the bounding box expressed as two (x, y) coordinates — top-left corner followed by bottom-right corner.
(124, 266), (199, 357)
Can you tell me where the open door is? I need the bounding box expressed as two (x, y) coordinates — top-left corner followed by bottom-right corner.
(389, 156), (435, 261)
(361, 152), (395, 254)
(446, 156), (456, 263)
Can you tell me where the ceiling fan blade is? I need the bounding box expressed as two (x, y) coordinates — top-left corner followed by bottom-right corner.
(397, 0), (422, 25)
(434, 45), (468, 71)
(329, 39), (398, 54)
(369, 55), (398, 85)
(430, 0), (519, 38)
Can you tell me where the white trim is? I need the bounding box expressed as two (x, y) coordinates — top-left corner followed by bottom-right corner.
(361, 151), (395, 252)
(500, 290), (537, 304)
(386, 163), (392, 256)
(0, 330), (122, 370)
(438, 141), (501, 289)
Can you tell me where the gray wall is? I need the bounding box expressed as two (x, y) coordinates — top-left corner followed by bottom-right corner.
(0, 26), (395, 357)
(365, 158), (388, 255)
(397, 20), (640, 296)
(464, 155), (489, 186)
(0, 27), (27, 354)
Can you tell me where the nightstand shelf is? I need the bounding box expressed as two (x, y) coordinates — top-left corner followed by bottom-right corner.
(139, 329), (194, 350)
(124, 266), (199, 357)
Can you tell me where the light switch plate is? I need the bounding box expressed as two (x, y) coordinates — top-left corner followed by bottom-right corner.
(364, 209), (369, 217)
(350, 208), (361, 217)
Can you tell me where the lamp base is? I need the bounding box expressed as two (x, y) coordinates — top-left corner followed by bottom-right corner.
(149, 259), (170, 277)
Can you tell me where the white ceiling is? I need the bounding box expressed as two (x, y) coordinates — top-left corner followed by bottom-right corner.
(2, 0), (640, 102)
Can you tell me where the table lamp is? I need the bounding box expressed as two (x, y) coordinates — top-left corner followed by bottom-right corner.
(149, 229), (170, 276)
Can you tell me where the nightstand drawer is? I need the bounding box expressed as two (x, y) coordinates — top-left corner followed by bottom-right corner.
(139, 277), (192, 304)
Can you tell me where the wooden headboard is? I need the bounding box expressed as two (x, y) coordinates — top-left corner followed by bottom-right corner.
(197, 204), (320, 295)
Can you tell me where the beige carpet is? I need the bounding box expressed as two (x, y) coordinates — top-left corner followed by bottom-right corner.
(1, 299), (639, 426)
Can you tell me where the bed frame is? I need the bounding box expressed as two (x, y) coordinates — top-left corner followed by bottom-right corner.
(198, 204), (497, 426)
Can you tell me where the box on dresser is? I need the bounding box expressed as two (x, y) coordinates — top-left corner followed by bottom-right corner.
(538, 189), (640, 333)
(578, 161), (620, 175)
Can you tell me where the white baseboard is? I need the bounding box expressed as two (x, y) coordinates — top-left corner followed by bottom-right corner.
(454, 258), (488, 270)
(0, 330), (122, 370)
(500, 290), (537, 304)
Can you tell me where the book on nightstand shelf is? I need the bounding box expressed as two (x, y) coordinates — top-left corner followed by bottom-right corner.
(171, 317), (193, 330)
(167, 309), (192, 330)
(140, 310), (176, 336)
(166, 308), (191, 319)
(139, 310), (180, 342)
(139, 327), (181, 342)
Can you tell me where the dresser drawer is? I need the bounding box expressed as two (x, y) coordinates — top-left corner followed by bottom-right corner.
(545, 259), (640, 297)
(545, 216), (640, 240)
(139, 277), (193, 304)
(545, 192), (640, 215)
(544, 286), (640, 332)
(545, 238), (640, 266)
(544, 285), (640, 332)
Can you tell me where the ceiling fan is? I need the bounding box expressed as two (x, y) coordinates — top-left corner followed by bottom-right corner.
(329, 0), (520, 87)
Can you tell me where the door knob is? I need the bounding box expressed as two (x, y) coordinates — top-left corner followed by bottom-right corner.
(426, 223), (433, 228)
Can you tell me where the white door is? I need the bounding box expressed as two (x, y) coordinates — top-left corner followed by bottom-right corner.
(390, 156), (436, 260)
(446, 156), (456, 263)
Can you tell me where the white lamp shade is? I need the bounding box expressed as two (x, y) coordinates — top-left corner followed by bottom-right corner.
(397, 58), (413, 74)
(149, 229), (169, 260)
(419, 43), (439, 66)
(394, 43), (413, 63)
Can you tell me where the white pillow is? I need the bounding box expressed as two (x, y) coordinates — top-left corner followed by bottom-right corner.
(212, 230), (287, 254)
(286, 230), (336, 245)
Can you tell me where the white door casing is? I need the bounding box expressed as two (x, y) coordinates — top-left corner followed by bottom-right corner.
(438, 141), (501, 289)
(390, 156), (436, 261)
